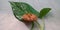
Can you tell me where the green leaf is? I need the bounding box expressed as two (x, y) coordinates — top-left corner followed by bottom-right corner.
(39, 8), (51, 19)
(9, 2), (39, 21)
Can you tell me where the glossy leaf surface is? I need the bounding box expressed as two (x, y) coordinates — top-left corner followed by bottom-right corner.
(39, 8), (51, 18)
(10, 2), (39, 20)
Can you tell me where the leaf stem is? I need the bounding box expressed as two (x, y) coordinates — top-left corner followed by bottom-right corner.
(35, 21), (41, 30)
(35, 19), (45, 30)
(30, 22), (34, 30)
(40, 19), (45, 30)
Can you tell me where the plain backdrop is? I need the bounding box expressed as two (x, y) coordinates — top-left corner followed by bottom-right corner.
(0, 0), (60, 30)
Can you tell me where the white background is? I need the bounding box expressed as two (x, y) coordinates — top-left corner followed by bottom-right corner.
(0, 0), (60, 30)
